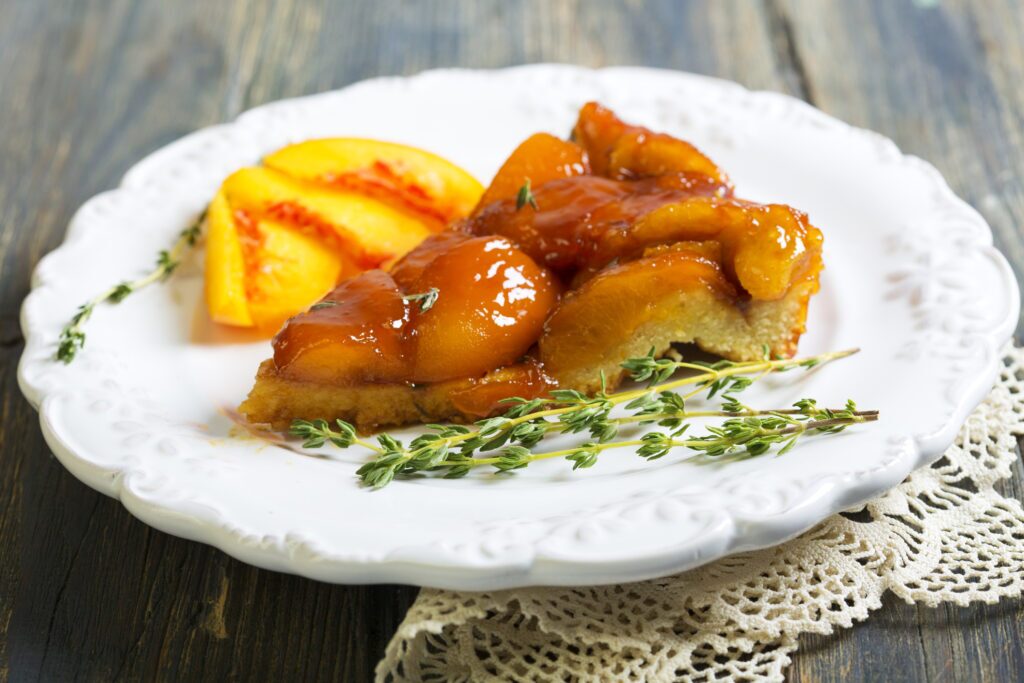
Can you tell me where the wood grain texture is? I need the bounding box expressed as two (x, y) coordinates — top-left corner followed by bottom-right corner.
(0, 0), (1020, 681)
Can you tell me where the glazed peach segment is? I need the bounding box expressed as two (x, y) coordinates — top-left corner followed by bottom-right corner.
(473, 133), (590, 210)
(466, 175), (732, 274)
(397, 236), (559, 382)
(388, 231), (474, 287)
(272, 271), (411, 385)
(572, 102), (731, 189)
(448, 360), (554, 418)
(263, 138), (484, 226)
(389, 235), (561, 385)
(592, 198), (823, 299)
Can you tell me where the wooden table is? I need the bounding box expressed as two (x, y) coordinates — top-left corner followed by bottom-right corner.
(2, 1), (1022, 680)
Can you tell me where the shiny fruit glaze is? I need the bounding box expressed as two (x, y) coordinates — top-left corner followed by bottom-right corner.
(273, 270), (411, 384)
(448, 359), (556, 418)
(593, 197), (823, 300)
(389, 231), (474, 288)
(463, 173), (731, 273)
(400, 235), (560, 382)
(572, 102), (732, 187)
(473, 133), (590, 210)
(461, 101), (822, 302)
(271, 235), (559, 387)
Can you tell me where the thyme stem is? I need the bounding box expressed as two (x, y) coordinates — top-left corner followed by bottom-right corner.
(56, 210), (206, 363)
(290, 347), (876, 488)
(434, 347), (860, 447)
(466, 412), (878, 468)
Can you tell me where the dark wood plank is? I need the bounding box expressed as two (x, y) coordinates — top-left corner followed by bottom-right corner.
(775, 0), (1024, 679)
(0, 1), (417, 681)
(0, 1), (1021, 681)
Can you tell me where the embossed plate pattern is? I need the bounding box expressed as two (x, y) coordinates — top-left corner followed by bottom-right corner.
(18, 66), (1019, 589)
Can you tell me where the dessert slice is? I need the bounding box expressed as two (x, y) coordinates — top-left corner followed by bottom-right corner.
(241, 103), (823, 432)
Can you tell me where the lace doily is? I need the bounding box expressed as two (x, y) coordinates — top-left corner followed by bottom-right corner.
(377, 346), (1024, 682)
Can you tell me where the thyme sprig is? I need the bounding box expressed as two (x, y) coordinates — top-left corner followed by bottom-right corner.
(290, 347), (876, 488)
(56, 210), (206, 363)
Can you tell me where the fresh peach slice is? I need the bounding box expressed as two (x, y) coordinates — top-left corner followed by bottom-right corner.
(206, 166), (436, 329)
(264, 139), (484, 227)
(243, 217), (346, 331)
(204, 187), (253, 326)
(205, 184), (354, 330)
(220, 166), (435, 266)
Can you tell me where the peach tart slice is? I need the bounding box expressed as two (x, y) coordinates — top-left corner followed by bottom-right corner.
(241, 103), (823, 432)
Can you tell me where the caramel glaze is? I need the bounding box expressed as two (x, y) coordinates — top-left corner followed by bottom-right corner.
(461, 173), (822, 299)
(460, 173), (729, 273)
(267, 102), (824, 418)
(272, 233), (559, 414)
(273, 270), (411, 385)
(393, 234), (559, 384)
(572, 101), (733, 188)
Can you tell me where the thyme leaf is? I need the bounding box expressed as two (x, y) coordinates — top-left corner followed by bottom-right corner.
(403, 287), (440, 313)
(515, 178), (538, 211)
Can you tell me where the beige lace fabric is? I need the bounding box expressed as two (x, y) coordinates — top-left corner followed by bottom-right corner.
(376, 346), (1024, 682)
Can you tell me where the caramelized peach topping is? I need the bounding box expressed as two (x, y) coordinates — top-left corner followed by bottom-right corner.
(272, 234), (559, 387)
(395, 235), (559, 383)
(461, 111), (820, 295)
(473, 133), (590, 209)
(572, 101), (733, 187)
(273, 270), (411, 385)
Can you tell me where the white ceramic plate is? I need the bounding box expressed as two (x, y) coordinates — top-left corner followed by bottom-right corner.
(19, 65), (1018, 589)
